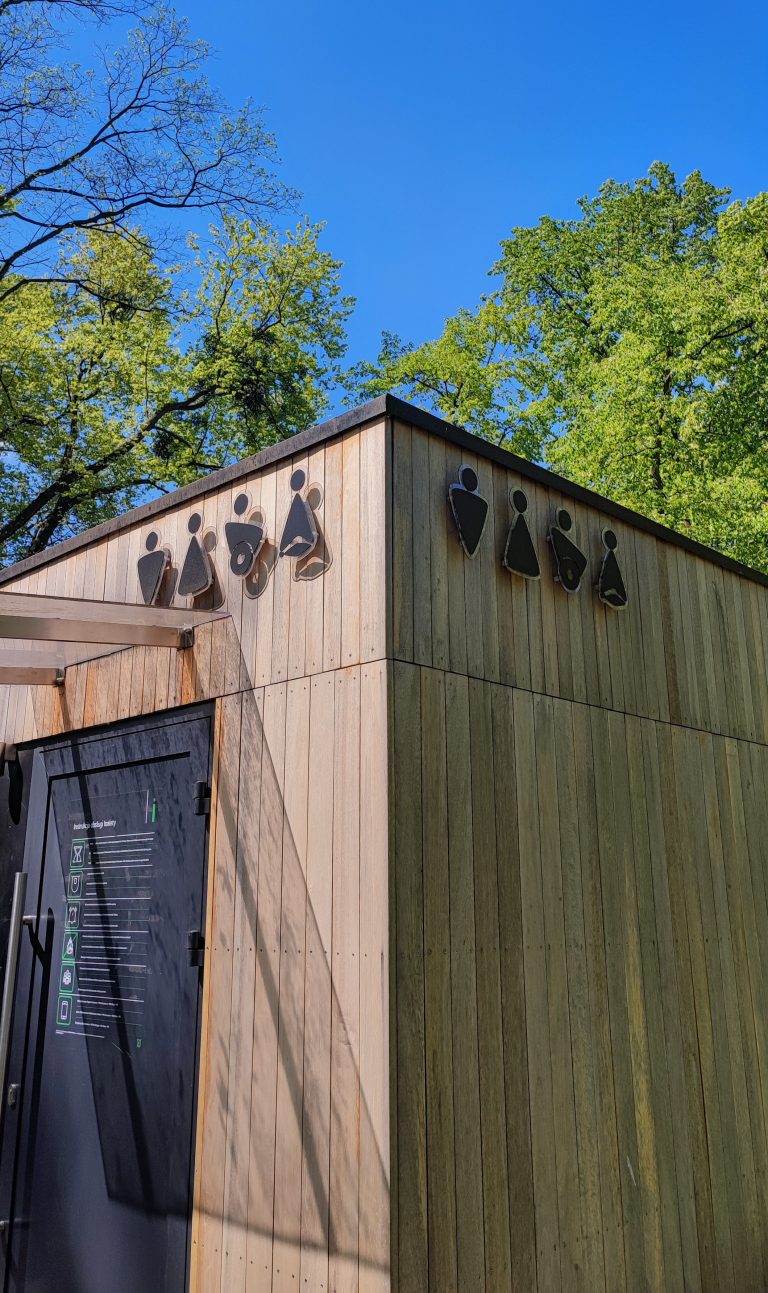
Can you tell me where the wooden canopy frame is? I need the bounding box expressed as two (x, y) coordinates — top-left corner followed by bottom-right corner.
(0, 591), (227, 685)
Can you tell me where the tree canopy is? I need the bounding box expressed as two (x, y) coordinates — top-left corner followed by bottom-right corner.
(0, 0), (286, 301)
(351, 164), (768, 570)
(0, 1), (353, 564)
(0, 219), (351, 562)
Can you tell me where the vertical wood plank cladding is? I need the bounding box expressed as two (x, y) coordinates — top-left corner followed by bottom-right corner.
(220, 687), (264, 1293)
(410, 429), (432, 667)
(340, 430), (361, 668)
(196, 692), (243, 1291)
(419, 667), (458, 1293)
(512, 687), (559, 1291)
(391, 661), (427, 1292)
(385, 415), (768, 746)
(245, 680), (287, 1288)
(392, 422), (414, 664)
(393, 661), (768, 1293)
(272, 677), (311, 1292)
(0, 421), (388, 751)
(491, 685), (536, 1292)
(468, 678), (511, 1289)
(329, 667), (362, 1293)
(359, 661), (391, 1293)
(322, 437), (344, 674)
(445, 672), (485, 1292)
(300, 671), (335, 1293)
(360, 423), (390, 663)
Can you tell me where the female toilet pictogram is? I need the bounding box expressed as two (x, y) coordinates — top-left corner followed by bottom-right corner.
(137, 531), (171, 606)
(597, 528), (628, 608)
(279, 469), (319, 559)
(178, 513), (214, 598)
(502, 488), (540, 579)
(225, 493), (267, 578)
(548, 508), (587, 593)
(449, 464), (488, 558)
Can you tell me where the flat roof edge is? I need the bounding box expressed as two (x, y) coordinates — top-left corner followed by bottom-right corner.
(1, 392), (766, 591)
(0, 397), (389, 586)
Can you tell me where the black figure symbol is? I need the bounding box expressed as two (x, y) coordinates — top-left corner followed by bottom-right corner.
(225, 492), (266, 578)
(597, 528), (628, 609)
(137, 531), (171, 606)
(548, 508), (587, 593)
(177, 513), (214, 598)
(449, 464), (488, 558)
(502, 488), (540, 579)
(279, 469), (319, 559)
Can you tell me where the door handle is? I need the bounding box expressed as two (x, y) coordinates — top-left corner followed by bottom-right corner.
(0, 873), (28, 1098)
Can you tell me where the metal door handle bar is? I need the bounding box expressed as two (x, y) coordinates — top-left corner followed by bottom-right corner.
(0, 872), (28, 1097)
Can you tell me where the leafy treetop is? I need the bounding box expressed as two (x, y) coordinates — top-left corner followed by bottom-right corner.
(350, 163), (768, 570)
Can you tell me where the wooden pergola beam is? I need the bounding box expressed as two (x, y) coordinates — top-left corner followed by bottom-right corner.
(0, 658), (63, 686)
(0, 591), (225, 650)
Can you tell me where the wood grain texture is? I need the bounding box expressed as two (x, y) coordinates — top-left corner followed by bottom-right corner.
(5, 409), (768, 1293)
(391, 661), (768, 1293)
(389, 416), (768, 745)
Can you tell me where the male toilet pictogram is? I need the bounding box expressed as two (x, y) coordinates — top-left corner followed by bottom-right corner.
(449, 464), (488, 558)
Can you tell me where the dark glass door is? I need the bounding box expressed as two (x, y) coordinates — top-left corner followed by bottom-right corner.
(0, 708), (212, 1293)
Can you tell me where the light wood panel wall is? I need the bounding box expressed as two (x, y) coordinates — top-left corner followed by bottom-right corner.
(0, 420), (391, 1292)
(193, 664), (389, 1293)
(391, 659), (768, 1293)
(0, 419), (388, 749)
(392, 419), (768, 744)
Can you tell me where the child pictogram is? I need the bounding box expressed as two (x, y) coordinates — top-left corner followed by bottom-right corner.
(225, 493), (266, 578)
(597, 528), (628, 608)
(502, 488), (540, 579)
(548, 508), (587, 593)
(279, 470), (319, 559)
(177, 513), (214, 598)
(449, 464), (488, 558)
(137, 531), (171, 606)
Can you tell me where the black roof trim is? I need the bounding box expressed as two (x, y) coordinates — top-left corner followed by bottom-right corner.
(2, 392), (766, 590)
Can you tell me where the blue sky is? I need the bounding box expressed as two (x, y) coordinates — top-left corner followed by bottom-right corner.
(124, 2), (768, 390)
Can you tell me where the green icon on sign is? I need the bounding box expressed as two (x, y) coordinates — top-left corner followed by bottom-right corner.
(59, 963), (76, 994)
(62, 932), (78, 962)
(57, 996), (72, 1027)
(67, 871), (84, 899)
(65, 903), (80, 930)
(70, 840), (86, 869)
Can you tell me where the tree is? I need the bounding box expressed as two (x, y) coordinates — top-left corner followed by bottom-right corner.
(0, 218), (352, 562)
(0, 0), (287, 304)
(0, 1), (354, 565)
(351, 164), (768, 570)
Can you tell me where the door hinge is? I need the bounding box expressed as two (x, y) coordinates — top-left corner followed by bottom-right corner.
(193, 780), (211, 816)
(187, 929), (205, 967)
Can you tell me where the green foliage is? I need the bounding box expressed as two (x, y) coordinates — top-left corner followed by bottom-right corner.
(0, 220), (352, 562)
(351, 163), (768, 570)
(0, 1), (353, 564)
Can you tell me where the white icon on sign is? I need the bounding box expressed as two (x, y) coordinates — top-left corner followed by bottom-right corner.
(65, 904), (80, 929)
(72, 844), (84, 866)
(57, 998), (71, 1024)
(62, 967), (72, 989)
(65, 935), (75, 958)
(68, 873), (82, 897)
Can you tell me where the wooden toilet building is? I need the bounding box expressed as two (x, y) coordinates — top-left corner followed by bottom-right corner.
(1, 395), (768, 1293)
